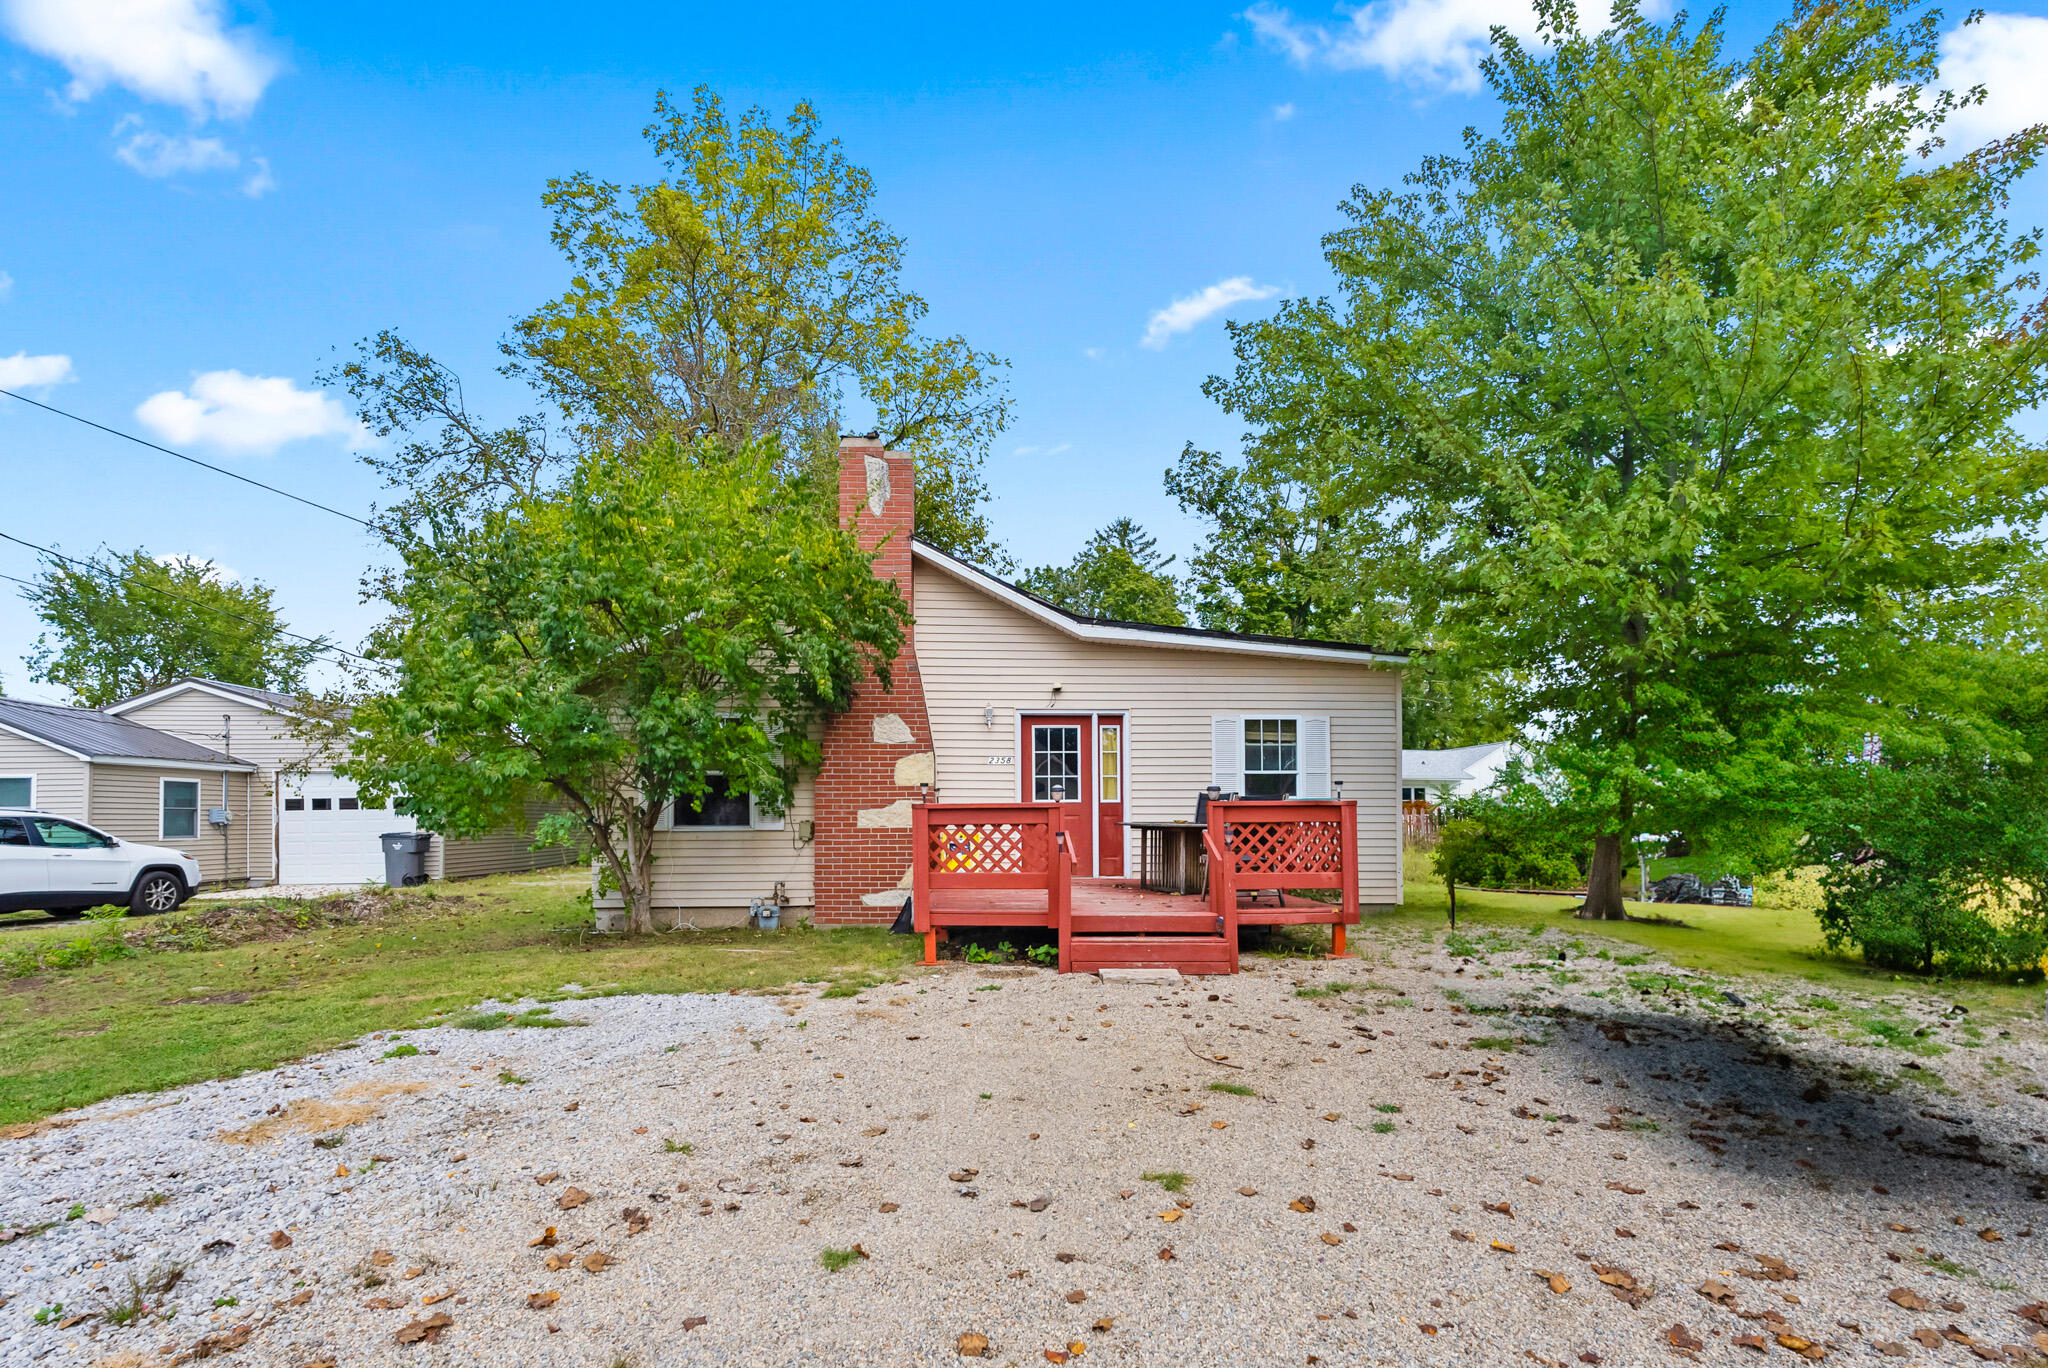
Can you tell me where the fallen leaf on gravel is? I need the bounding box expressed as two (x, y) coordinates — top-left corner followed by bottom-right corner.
(1300, 1138), (1316, 1150)
(1716, 1241), (1743, 1251)
(633, 1126), (646, 1134)
(1289, 1197), (1317, 1213)
(55, 1313), (88, 1329)
(1911, 1329), (1945, 1348)
(1342, 1222), (1357, 1233)
(394, 1312), (453, 1345)
(1605, 1182), (1645, 1195)
(623, 1207), (651, 1234)
(1065, 1290), (1088, 1303)
(958, 1331), (991, 1356)
(1484, 1202), (1513, 1217)
(1524, 1175), (1543, 1186)
(1615, 1228), (1636, 1239)
(879, 1202), (900, 1213)
(582, 1251), (614, 1273)
(364, 1297), (407, 1309)
(840, 1158), (864, 1168)
(269, 1231), (293, 1249)
(181, 1327), (252, 1357)
(1044, 1352), (1069, 1364)
(2012, 1305), (2047, 1327)
(556, 1187), (591, 1210)
(281, 1289), (313, 1307)
(684, 1316), (708, 1331)
(1699, 1280), (1737, 1306)
(1745, 1255), (1798, 1282)
(527, 1291), (559, 1310)
(1157, 1246), (1175, 1260)
(863, 1126), (887, 1137)
(1211, 1120), (1229, 1130)
(1389, 1173), (1415, 1182)
(564, 1102), (579, 1112)
(1067, 1342), (1086, 1357)
(1535, 1270), (1572, 1294)
(1772, 1333), (1816, 1356)
(1238, 1187), (1257, 1196)
(1158, 1210), (1182, 1223)
(1323, 1112), (1341, 1121)
(1978, 1228), (2002, 1242)
(1321, 1233), (1343, 1246)
(1939, 1299), (1967, 1314)
(1450, 1230), (1474, 1242)
(529, 1227), (558, 1248)
(1888, 1289), (1933, 1311)
(949, 1169), (980, 1182)
(544, 1254), (572, 1272)
(333, 1164), (349, 1178)
(1491, 1240), (1517, 1253)
(535, 1172), (560, 1185)
(403, 1267), (423, 1280)
(1667, 1325), (1704, 1352)
(422, 1289), (456, 1306)
(1093, 1318), (1114, 1332)
(1733, 1334), (1769, 1352)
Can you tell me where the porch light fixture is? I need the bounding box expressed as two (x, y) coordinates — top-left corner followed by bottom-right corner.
(918, 781), (931, 804)
(983, 704), (995, 729)
(1334, 779), (1344, 802)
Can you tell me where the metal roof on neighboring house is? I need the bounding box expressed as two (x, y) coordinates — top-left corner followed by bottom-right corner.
(0, 697), (252, 767)
(106, 676), (305, 716)
(1401, 742), (1511, 784)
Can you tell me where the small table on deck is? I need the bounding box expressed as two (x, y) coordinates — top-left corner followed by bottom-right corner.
(1127, 821), (1207, 896)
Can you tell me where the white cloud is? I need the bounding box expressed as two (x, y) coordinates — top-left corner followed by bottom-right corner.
(1937, 12), (2048, 147)
(135, 370), (362, 455)
(1142, 276), (1281, 349)
(239, 154), (274, 197)
(1013, 442), (1073, 458)
(154, 551), (238, 583)
(0, 351), (74, 389)
(0, 0), (277, 119)
(1272, 101), (1298, 120)
(0, 270), (13, 300)
(1244, 0), (1653, 93)
(115, 127), (238, 176)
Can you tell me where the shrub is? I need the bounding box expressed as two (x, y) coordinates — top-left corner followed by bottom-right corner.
(1434, 789), (1583, 924)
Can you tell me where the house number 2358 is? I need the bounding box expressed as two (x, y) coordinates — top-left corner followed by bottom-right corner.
(986, 755), (1014, 766)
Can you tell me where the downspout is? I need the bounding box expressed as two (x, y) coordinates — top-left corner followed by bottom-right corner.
(222, 714), (232, 884)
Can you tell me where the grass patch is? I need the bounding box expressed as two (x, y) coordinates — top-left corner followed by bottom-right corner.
(819, 1247), (865, 1272)
(1373, 1102), (1402, 1114)
(819, 975), (886, 999)
(448, 1006), (579, 1030)
(498, 1070), (528, 1085)
(1371, 1120), (1396, 1133)
(1206, 1081), (1257, 1096)
(1468, 1035), (1520, 1052)
(381, 1043), (419, 1058)
(1142, 1170), (1189, 1194)
(663, 1138), (692, 1154)
(311, 1131), (346, 1149)
(0, 868), (918, 1126)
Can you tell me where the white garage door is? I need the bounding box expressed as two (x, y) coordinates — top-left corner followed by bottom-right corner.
(279, 772), (415, 885)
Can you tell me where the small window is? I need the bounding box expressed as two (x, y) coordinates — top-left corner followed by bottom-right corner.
(0, 816), (31, 846)
(1032, 725), (1081, 801)
(284, 798), (305, 812)
(162, 780), (200, 840)
(673, 775), (752, 827)
(0, 776), (31, 808)
(1098, 725), (1121, 804)
(338, 797), (360, 811)
(311, 797), (331, 812)
(1243, 718), (1298, 799)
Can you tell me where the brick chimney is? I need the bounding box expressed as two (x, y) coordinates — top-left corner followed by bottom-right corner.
(811, 435), (935, 925)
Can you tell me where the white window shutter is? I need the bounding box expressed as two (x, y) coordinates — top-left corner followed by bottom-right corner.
(652, 793), (673, 832)
(1300, 716), (1331, 798)
(750, 791), (785, 831)
(1210, 716), (1244, 793)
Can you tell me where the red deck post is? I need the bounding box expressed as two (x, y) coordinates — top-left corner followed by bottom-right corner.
(1332, 798), (1359, 959)
(1206, 803), (1239, 973)
(1054, 825), (1074, 973)
(912, 799), (936, 966)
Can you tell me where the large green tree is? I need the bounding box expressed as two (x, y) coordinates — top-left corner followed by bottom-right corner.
(1018, 518), (1186, 625)
(1202, 0), (2048, 917)
(23, 550), (327, 708)
(336, 440), (909, 934)
(329, 87), (1011, 563)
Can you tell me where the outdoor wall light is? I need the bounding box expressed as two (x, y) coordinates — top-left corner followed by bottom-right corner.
(983, 704), (995, 728)
(919, 781), (931, 804)
(1334, 779), (1345, 802)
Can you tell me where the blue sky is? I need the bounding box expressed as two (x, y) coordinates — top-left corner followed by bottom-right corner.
(3, 0), (2046, 702)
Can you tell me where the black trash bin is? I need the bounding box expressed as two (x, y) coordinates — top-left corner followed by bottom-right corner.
(381, 831), (433, 888)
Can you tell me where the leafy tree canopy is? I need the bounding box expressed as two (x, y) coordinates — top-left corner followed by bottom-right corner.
(1017, 518), (1186, 626)
(327, 86), (1012, 565)
(1200, 0), (2048, 917)
(333, 439), (910, 934)
(24, 549), (327, 708)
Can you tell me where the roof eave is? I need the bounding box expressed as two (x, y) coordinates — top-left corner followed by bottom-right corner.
(909, 540), (1408, 667)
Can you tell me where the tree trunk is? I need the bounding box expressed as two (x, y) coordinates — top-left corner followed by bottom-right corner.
(1578, 833), (1629, 920)
(1447, 880), (1457, 929)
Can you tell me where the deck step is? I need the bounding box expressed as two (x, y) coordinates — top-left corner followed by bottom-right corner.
(1067, 934), (1234, 976)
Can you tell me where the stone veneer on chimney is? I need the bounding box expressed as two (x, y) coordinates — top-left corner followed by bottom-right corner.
(810, 436), (936, 924)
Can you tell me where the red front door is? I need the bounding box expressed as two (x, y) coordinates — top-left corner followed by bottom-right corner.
(1096, 715), (1125, 877)
(1023, 716), (1091, 875)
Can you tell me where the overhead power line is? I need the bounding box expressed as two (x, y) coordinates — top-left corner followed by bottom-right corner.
(0, 530), (376, 667)
(0, 387), (374, 529)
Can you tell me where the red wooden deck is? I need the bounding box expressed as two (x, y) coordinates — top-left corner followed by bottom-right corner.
(912, 799), (1360, 975)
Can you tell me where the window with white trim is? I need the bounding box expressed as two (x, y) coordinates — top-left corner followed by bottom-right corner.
(659, 773), (786, 831)
(1242, 718), (1298, 798)
(0, 775), (32, 808)
(161, 779), (201, 840)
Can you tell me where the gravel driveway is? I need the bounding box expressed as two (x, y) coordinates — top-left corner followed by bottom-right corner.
(3, 928), (2045, 1367)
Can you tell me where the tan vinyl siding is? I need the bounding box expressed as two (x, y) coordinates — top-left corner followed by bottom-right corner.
(0, 733), (89, 819)
(912, 563), (1406, 903)
(86, 764), (258, 885)
(426, 800), (577, 881)
(619, 771), (817, 915)
(113, 692), (292, 883)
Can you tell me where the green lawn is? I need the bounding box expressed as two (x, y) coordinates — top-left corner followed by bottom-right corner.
(0, 869), (918, 1127)
(1375, 876), (2040, 1020)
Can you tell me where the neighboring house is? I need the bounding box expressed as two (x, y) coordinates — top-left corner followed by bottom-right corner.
(102, 678), (573, 887)
(0, 696), (261, 885)
(601, 436), (1410, 928)
(1399, 742), (1514, 806)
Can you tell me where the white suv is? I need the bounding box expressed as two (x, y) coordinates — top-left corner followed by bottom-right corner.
(0, 810), (202, 916)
